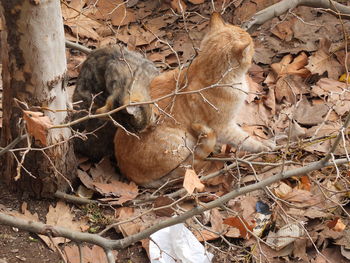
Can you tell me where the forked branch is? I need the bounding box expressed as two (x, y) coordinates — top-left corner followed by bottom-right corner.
(242, 0), (350, 32)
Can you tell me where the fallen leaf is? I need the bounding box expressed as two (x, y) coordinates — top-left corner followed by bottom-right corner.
(306, 38), (343, 79)
(271, 17), (296, 41)
(223, 216), (253, 239)
(327, 217), (346, 232)
(64, 244), (113, 263)
(292, 239), (308, 262)
(23, 110), (52, 146)
(271, 52), (310, 78)
(115, 207), (141, 237)
(77, 169), (95, 190)
(274, 75), (308, 103)
(266, 223), (304, 251)
(188, 0), (204, 4)
(246, 75), (263, 103)
(62, 0), (101, 40)
(294, 97), (329, 126)
(183, 169), (205, 194)
(46, 201), (88, 231)
(154, 196), (175, 217)
(283, 189), (322, 207)
(41, 201), (88, 250)
(140, 239), (150, 258)
(210, 208), (224, 233)
(299, 175), (311, 191)
(194, 229), (219, 242)
(93, 0), (136, 26)
(7, 202), (40, 222)
(93, 179), (138, 204)
(224, 227), (241, 238)
(274, 182), (293, 198)
(170, 0), (187, 13)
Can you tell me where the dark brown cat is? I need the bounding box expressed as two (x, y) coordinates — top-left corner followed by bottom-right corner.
(72, 45), (159, 161)
(108, 13), (274, 187)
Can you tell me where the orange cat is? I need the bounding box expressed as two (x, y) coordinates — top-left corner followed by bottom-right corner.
(113, 13), (274, 187)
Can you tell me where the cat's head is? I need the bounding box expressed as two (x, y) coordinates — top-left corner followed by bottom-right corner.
(200, 12), (254, 72)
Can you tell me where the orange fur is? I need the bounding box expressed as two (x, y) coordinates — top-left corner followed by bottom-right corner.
(114, 13), (274, 187)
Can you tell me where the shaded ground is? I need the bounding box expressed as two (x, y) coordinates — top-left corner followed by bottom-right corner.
(0, 181), (148, 263)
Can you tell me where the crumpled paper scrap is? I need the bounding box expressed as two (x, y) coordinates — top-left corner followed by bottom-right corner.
(149, 223), (214, 263)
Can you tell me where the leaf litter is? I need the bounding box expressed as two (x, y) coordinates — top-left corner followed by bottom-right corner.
(10, 0), (349, 262)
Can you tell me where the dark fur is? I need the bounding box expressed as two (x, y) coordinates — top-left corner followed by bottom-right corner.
(72, 45), (159, 161)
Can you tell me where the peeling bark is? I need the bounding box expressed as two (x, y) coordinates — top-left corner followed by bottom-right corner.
(0, 0), (76, 196)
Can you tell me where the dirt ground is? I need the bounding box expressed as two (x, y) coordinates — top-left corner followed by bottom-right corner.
(0, 181), (149, 263)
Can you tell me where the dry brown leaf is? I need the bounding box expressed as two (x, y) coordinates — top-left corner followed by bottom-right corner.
(93, 0), (136, 26)
(283, 189), (314, 203)
(46, 201), (87, 231)
(93, 179), (138, 204)
(140, 239), (150, 259)
(111, 2), (136, 26)
(210, 208), (224, 233)
(77, 169), (95, 190)
(41, 201), (88, 250)
(271, 52), (310, 78)
(154, 196), (175, 217)
(7, 202), (40, 222)
(95, 158), (118, 180)
(306, 38), (343, 79)
(223, 216), (253, 239)
(183, 169), (205, 194)
(115, 207), (141, 237)
(294, 97), (329, 126)
(188, 0), (204, 4)
(62, 0), (101, 40)
(274, 182), (293, 198)
(299, 175), (311, 191)
(327, 217), (346, 232)
(170, 0), (187, 13)
(128, 25), (157, 46)
(148, 53), (165, 62)
(23, 110), (52, 146)
(274, 75), (308, 103)
(173, 35), (196, 63)
(271, 18), (296, 41)
(246, 75), (263, 103)
(225, 227), (241, 238)
(64, 244), (113, 263)
(194, 229), (219, 242)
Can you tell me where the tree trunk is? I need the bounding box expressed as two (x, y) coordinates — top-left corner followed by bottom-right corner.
(0, 0), (76, 196)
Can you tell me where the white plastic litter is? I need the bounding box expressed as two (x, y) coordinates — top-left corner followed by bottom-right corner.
(149, 223), (214, 263)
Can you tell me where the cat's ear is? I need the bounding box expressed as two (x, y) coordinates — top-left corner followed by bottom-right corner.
(209, 12), (225, 31)
(241, 43), (252, 56)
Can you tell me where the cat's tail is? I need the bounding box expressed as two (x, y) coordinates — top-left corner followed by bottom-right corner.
(191, 123), (216, 168)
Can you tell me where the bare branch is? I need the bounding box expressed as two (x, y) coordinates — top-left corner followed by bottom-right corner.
(0, 157), (348, 251)
(242, 0), (350, 33)
(65, 40), (91, 54)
